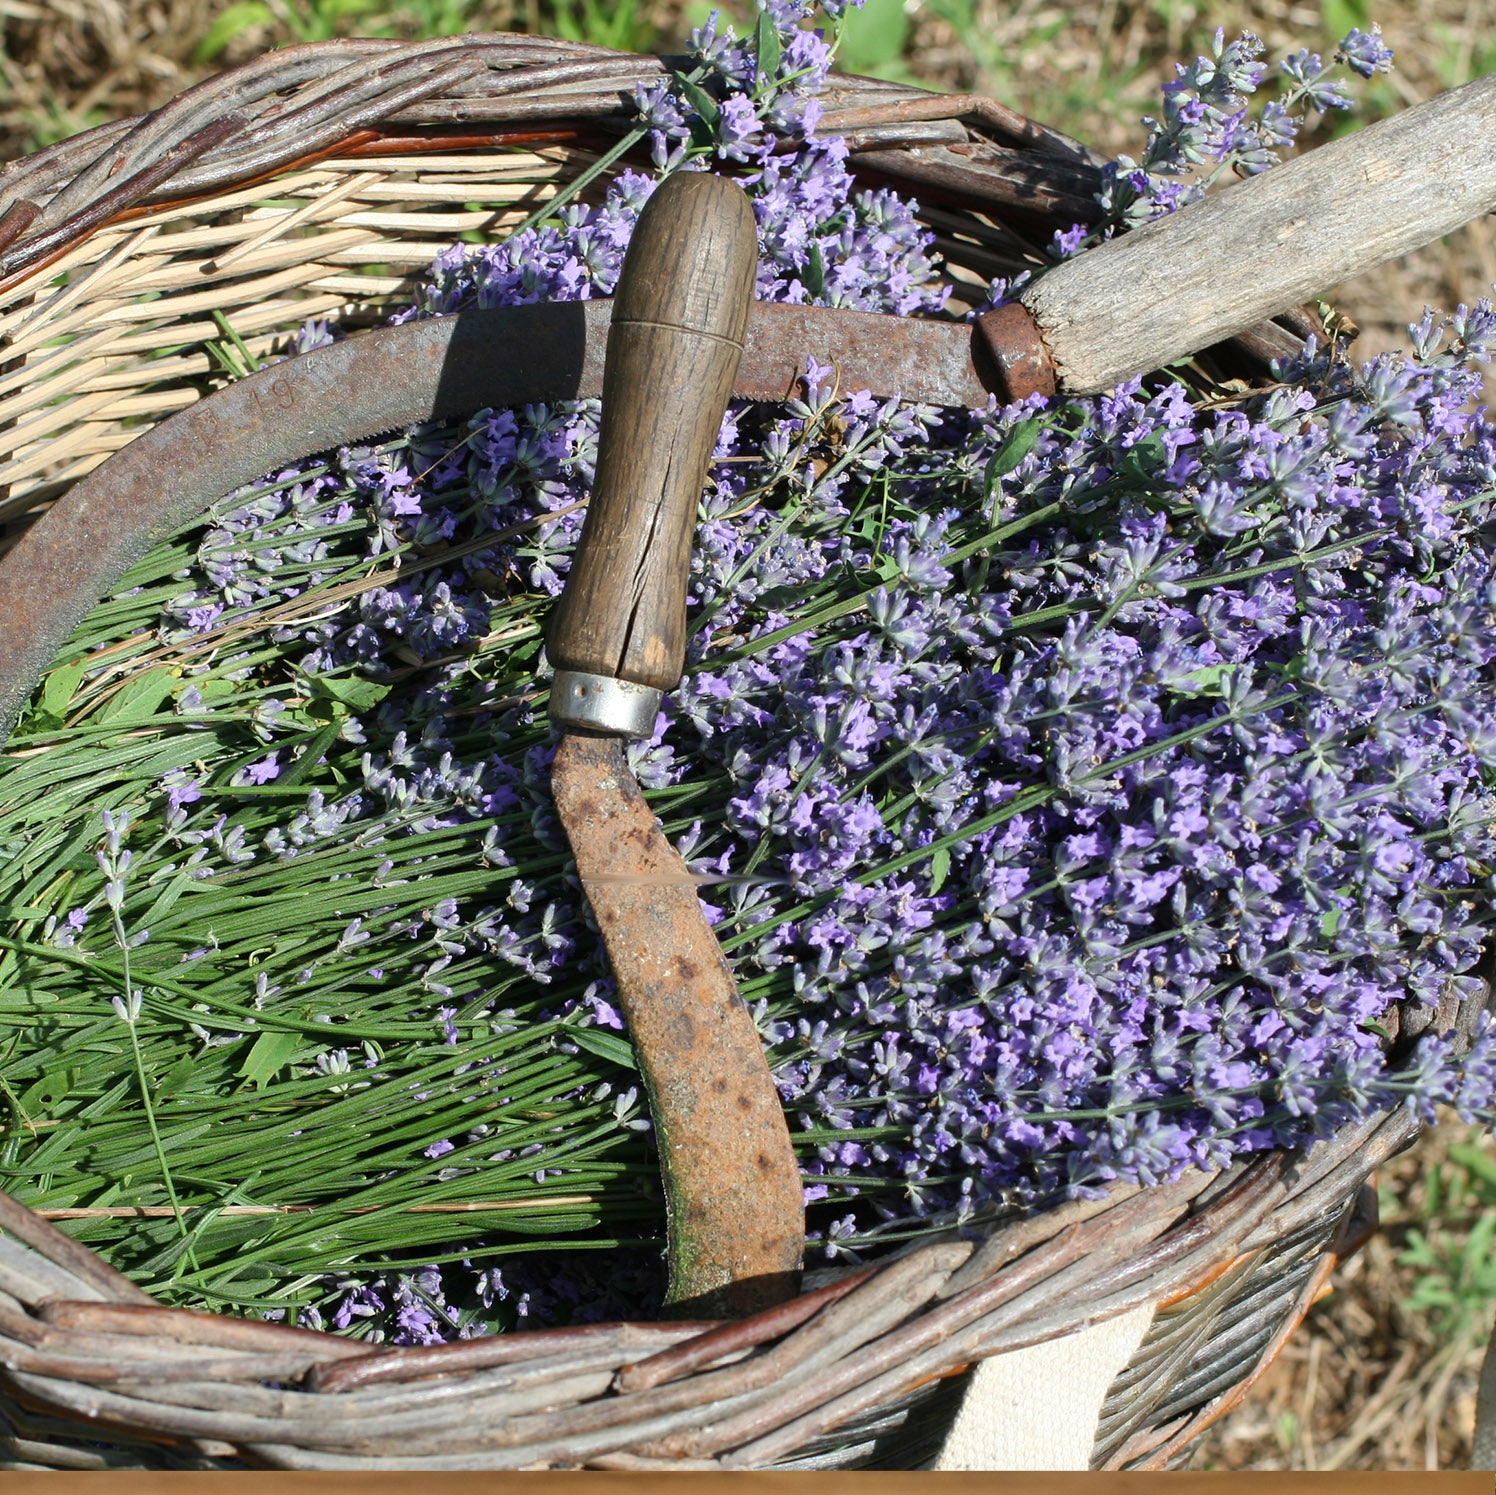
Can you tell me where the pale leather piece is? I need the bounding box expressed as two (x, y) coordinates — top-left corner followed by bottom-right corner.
(931, 1303), (1155, 1470)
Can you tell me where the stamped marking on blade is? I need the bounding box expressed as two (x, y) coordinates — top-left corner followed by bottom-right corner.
(550, 731), (803, 1317)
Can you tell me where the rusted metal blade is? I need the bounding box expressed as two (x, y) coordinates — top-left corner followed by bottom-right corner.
(550, 732), (803, 1318)
(0, 300), (1012, 740)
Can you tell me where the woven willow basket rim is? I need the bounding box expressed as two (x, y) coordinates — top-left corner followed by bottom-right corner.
(0, 33), (1473, 1472)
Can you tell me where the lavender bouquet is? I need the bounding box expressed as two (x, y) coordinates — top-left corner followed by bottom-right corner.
(2, 4), (1494, 1346)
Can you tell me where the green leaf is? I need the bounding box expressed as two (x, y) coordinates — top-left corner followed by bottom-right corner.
(205, 328), (255, 381)
(675, 72), (720, 127)
(19, 1066), (78, 1112)
(838, 0), (910, 72)
(1119, 431), (1169, 484)
(547, 0), (653, 51)
(308, 674), (391, 712)
(1426, 1169), (1445, 1221)
(1319, 907), (1342, 937)
(237, 1031), (303, 1090)
(1449, 1142), (1496, 1190)
(39, 661), (87, 721)
(277, 721), (345, 789)
(97, 668), (177, 726)
(157, 1053), (200, 1098)
(1320, 0), (1371, 42)
(1176, 663), (1233, 699)
(983, 419), (1042, 498)
(569, 1026), (638, 1071)
(194, 0), (275, 62)
(804, 239), (826, 298)
(0, 904), (50, 922)
(185, 677), (238, 704)
(1463, 1210), (1496, 1270)
(755, 8), (782, 86)
(929, 845), (951, 895)
(218, 784), (330, 797)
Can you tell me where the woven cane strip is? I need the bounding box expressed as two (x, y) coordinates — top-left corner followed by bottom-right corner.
(0, 37), (1086, 255)
(0, 39), (1105, 531)
(0, 147), (602, 525)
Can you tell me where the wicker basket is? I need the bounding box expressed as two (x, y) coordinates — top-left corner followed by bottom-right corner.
(0, 33), (1481, 1472)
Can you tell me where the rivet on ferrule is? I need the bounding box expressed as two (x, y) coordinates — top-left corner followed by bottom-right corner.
(972, 302), (1058, 403)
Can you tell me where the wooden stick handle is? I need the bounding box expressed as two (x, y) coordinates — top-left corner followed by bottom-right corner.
(1023, 72), (1496, 395)
(547, 172), (758, 696)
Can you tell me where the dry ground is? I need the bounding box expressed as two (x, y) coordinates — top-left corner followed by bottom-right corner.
(2, 0), (1494, 1473)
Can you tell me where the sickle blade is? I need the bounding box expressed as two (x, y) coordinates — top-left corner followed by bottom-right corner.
(543, 174), (804, 1317)
(550, 733), (803, 1317)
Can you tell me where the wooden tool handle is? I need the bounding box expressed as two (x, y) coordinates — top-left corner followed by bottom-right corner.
(547, 172), (758, 693)
(1022, 72), (1496, 395)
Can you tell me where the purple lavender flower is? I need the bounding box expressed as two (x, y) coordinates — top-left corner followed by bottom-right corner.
(162, 773), (202, 815)
(1280, 49), (1354, 112)
(1337, 26), (1395, 79)
(1109, 24), (1390, 221)
(235, 754), (281, 787)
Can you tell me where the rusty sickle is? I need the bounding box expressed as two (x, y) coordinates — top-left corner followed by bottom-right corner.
(542, 173), (805, 1318)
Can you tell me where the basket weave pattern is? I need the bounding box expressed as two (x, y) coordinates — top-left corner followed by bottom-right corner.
(0, 34), (1470, 1471)
(0, 1113), (1406, 1470)
(0, 35), (1105, 531)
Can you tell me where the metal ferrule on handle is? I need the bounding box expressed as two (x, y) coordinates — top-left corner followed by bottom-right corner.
(549, 669), (662, 737)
